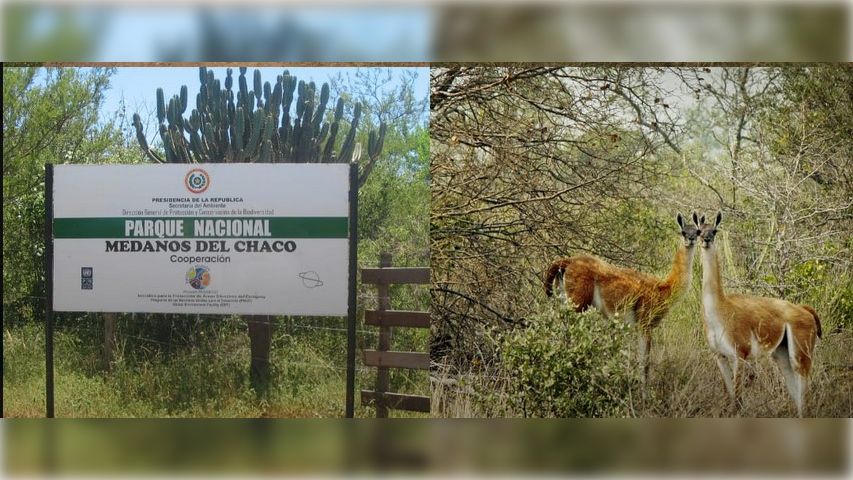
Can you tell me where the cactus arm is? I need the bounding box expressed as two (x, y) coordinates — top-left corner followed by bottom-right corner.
(357, 121), (387, 187)
(225, 67), (233, 91)
(245, 108), (264, 155)
(260, 139), (271, 163)
(156, 88), (166, 125)
(179, 85), (188, 114)
(253, 69), (262, 107)
(339, 103), (362, 164)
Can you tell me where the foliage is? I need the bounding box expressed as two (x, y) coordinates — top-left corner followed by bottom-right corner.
(3, 66), (120, 324)
(487, 306), (638, 417)
(677, 66), (852, 300)
(2, 8), (102, 61)
(329, 67), (430, 265)
(787, 261), (853, 332)
(430, 66), (691, 372)
(359, 125), (429, 262)
(775, 65), (853, 193)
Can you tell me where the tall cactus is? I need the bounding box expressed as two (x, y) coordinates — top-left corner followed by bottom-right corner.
(131, 67), (386, 167)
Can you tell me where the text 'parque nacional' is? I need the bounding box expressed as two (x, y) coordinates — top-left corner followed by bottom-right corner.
(124, 219), (272, 238)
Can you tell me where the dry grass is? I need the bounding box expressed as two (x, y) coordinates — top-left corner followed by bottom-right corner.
(432, 290), (853, 418)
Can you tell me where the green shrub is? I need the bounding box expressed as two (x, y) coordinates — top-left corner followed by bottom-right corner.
(784, 258), (853, 332)
(493, 305), (639, 417)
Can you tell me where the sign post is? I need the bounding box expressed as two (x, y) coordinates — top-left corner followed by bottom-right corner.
(45, 164), (55, 418)
(46, 163), (356, 417)
(346, 163), (358, 418)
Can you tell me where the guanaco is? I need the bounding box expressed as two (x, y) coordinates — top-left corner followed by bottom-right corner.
(696, 211), (821, 417)
(545, 213), (699, 385)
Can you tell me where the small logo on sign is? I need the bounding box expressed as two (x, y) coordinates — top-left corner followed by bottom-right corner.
(298, 271), (324, 288)
(186, 265), (211, 290)
(81, 267), (93, 290)
(185, 168), (210, 194)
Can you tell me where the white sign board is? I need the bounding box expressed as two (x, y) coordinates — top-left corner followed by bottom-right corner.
(52, 164), (351, 316)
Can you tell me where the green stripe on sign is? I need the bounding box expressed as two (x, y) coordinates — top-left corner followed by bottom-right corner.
(53, 217), (349, 239)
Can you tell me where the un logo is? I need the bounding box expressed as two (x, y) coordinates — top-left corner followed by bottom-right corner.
(185, 168), (210, 194)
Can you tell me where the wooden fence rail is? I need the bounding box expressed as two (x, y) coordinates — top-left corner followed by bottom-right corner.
(360, 253), (430, 417)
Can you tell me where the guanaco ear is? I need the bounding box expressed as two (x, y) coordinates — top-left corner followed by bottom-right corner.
(677, 213), (684, 228)
(700, 214), (706, 225)
(714, 210), (723, 228)
(692, 211), (700, 227)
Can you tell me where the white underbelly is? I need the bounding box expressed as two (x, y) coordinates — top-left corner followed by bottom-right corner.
(748, 332), (762, 359)
(704, 302), (736, 358)
(593, 282), (635, 323)
(592, 282), (607, 315)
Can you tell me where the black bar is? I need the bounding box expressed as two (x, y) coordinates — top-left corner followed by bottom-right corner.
(45, 164), (55, 418)
(345, 162), (358, 418)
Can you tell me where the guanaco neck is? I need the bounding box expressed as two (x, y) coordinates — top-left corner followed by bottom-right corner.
(700, 243), (726, 306)
(659, 243), (695, 302)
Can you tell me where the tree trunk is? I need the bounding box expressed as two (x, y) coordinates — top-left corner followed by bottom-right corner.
(248, 314), (274, 393)
(103, 312), (118, 372)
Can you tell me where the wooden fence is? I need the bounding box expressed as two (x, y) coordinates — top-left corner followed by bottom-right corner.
(360, 253), (430, 417)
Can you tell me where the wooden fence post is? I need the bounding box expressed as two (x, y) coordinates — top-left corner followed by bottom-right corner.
(375, 253), (393, 418)
(360, 253), (430, 416)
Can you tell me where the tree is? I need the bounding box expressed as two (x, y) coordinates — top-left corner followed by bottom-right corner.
(757, 66), (853, 325)
(774, 65), (853, 193)
(2, 8), (103, 61)
(328, 68), (429, 264)
(677, 66), (852, 310)
(430, 66), (687, 370)
(3, 66), (118, 323)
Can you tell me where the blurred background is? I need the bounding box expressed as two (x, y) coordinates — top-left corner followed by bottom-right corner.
(432, 2), (850, 61)
(1, 3), (429, 61)
(0, 0), (850, 61)
(2, 420), (851, 475)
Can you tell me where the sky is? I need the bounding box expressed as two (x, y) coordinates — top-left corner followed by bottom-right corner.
(102, 65), (430, 133)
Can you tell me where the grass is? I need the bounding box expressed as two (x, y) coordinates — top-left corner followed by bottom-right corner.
(3, 315), (429, 418)
(646, 290), (853, 418)
(433, 287), (853, 418)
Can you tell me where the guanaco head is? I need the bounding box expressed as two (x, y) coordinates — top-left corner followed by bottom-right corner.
(695, 210), (722, 249)
(677, 212), (700, 247)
